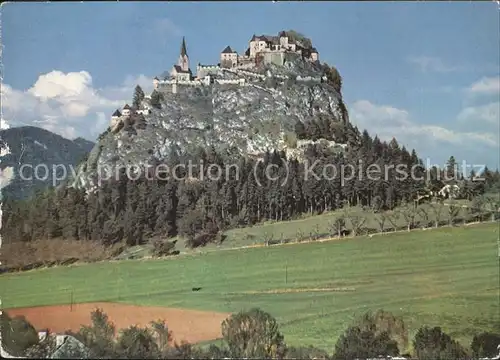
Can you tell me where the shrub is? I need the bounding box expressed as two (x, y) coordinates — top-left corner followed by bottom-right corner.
(215, 232), (227, 245)
(0, 311), (40, 357)
(263, 231), (274, 246)
(323, 64), (342, 92)
(355, 309), (409, 354)
(221, 308), (286, 359)
(77, 308), (116, 358)
(115, 326), (160, 359)
(151, 239), (177, 257)
(413, 326), (467, 360)
(150, 90), (163, 109)
(285, 30), (313, 48)
(149, 319), (172, 352)
(201, 343), (231, 358)
(329, 215), (346, 237)
(185, 229), (220, 249)
(333, 324), (399, 360)
(284, 131), (298, 149)
(471, 332), (500, 358)
(0, 238), (121, 270)
(285, 345), (329, 359)
(178, 209), (204, 240)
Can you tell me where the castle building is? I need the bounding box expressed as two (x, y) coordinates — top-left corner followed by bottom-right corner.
(310, 48), (319, 62)
(170, 37), (192, 81)
(122, 104), (132, 117)
(110, 109), (122, 127)
(196, 63), (220, 81)
(151, 31), (320, 94)
(278, 31), (297, 52)
(301, 46), (319, 63)
(220, 46), (238, 68)
(248, 31), (319, 64)
(249, 34), (279, 58)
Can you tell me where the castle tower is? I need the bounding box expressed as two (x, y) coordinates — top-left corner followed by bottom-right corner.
(178, 37), (189, 72)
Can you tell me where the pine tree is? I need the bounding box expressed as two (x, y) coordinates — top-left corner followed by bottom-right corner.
(150, 90), (163, 109)
(132, 85), (145, 109)
(445, 156), (458, 184)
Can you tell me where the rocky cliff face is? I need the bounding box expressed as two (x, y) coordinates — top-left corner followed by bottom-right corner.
(72, 57), (354, 189)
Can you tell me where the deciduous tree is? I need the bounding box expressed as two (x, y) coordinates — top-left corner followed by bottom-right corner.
(221, 308), (286, 359)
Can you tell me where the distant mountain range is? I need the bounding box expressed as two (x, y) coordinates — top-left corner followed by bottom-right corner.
(0, 126), (95, 201)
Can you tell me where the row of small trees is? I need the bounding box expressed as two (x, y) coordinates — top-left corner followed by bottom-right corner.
(335, 196), (499, 235)
(261, 196), (499, 246)
(3, 307), (499, 359)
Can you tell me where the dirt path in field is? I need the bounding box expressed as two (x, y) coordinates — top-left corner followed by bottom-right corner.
(233, 287), (356, 295)
(6, 302), (230, 344)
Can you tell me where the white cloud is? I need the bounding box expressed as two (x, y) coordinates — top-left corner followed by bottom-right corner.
(123, 74), (154, 89)
(28, 71), (93, 99)
(350, 100), (498, 149)
(93, 112), (109, 136)
(1, 70), (154, 141)
(33, 115), (78, 140)
(467, 76), (500, 95)
(62, 102), (90, 118)
(407, 56), (462, 73)
(457, 102), (500, 125)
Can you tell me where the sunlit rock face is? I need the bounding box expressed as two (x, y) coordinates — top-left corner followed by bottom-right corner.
(74, 57), (354, 190)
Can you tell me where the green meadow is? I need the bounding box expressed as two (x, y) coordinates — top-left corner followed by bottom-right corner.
(117, 202), (475, 258)
(1, 222), (498, 351)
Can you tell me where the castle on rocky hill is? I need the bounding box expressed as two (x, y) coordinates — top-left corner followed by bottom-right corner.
(154, 31), (320, 92)
(109, 31), (321, 128)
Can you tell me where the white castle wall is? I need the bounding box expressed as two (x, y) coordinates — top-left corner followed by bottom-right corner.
(157, 79), (203, 87)
(296, 75), (321, 83)
(156, 76), (247, 93)
(198, 65), (220, 71)
(216, 78), (245, 85)
(197, 64), (220, 79)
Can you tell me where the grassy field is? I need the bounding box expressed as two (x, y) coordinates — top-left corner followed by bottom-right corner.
(1, 222), (498, 352)
(117, 201), (476, 258)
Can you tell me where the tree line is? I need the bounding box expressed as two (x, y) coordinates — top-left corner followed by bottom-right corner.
(2, 307), (499, 359)
(2, 122), (499, 251)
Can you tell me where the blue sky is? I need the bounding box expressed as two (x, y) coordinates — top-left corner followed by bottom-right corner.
(1, 1), (499, 169)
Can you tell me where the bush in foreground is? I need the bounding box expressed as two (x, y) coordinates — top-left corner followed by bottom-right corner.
(332, 324), (399, 360)
(3, 307), (498, 359)
(413, 326), (468, 360)
(221, 308), (286, 359)
(355, 309), (409, 353)
(1, 311), (40, 356)
(470, 331), (500, 358)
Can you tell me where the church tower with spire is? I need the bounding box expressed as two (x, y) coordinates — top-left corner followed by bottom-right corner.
(178, 37), (189, 72)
